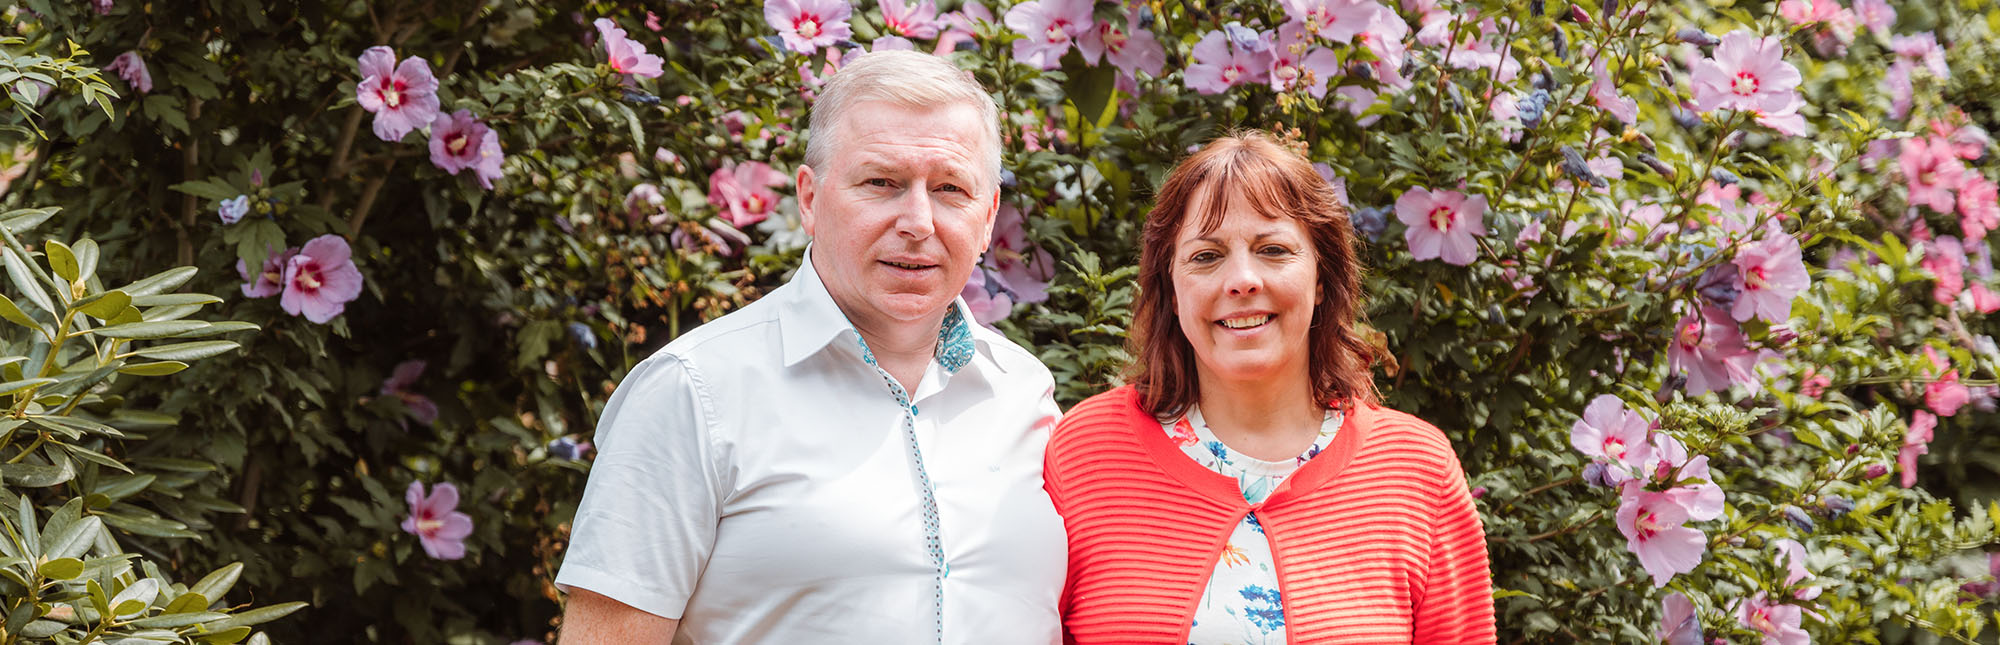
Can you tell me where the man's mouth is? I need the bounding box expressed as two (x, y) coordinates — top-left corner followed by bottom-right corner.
(882, 260), (937, 270)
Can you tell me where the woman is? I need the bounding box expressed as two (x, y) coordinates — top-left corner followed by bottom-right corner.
(1045, 131), (1495, 643)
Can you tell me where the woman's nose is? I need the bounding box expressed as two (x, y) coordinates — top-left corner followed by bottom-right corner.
(1224, 258), (1262, 296)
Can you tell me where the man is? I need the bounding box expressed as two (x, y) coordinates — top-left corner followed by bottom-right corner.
(556, 50), (1066, 644)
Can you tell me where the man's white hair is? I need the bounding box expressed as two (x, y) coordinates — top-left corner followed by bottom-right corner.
(804, 50), (1003, 191)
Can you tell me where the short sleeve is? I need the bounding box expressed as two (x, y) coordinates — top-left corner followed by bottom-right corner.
(555, 352), (725, 619)
(1410, 455), (1497, 644)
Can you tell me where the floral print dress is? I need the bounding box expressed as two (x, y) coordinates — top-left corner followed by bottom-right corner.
(1163, 404), (1343, 645)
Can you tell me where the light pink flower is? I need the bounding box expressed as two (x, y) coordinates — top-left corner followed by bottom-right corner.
(595, 18), (664, 79)
(1489, 93), (1522, 143)
(1353, 10), (1413, 91)
(281, 235), (366, 324)
(1731, 234), (1810, 323)
(1396, 187), (1487, 266)
(1853, 0), (1895, 33)
(1751, 93), (1808, 137)
(355, 47), (441, 142)
(1589, 57), (1637, 125)
(1900, 410), (1936, 488)
(237, 247), (299, 298)
(986, 204), (1052, 305)
(1959, 175), (1999, 242)
(1890, 32), (1949, 79)
(960, 267), (1015, 326)
(934, 1), (994, 54)
(1184, 29), (1273, 94)
(1617, 482), (1707, 587)
(1446, 19), (1521, 83)
(1642, 433), (1725, 522)
(1658, 593), (1702, 644)
(1739, 592), (1809, 645)
(1902, 137), (1966, 213)
(1931, 114), (1990, 161)
(1773, 538), (1821, 600)
(765, 0), (854, 55)
(1004, 0), (1094, 70)
(1923, 235), (1968, 305)
(103, 51), (151, 95)
(1570, 394), (1653, 475)
(1281, 0), (1386, 44)
(428, 109), (505, 190)
(1884, 59), (1915, 120)
(380, 359), (440, 426)
(707, 161), (787, 228)
(1973, 283), (2000, 313)
(1689, 30), (1802, 115)
(1669, 305), (1756, 395)
(881, 0), (941, 39)
(1265, 23), (1342, 98)
(1924, 346), (1970, 417)
(1077, 9), (1166, 81)
(401, 481), (474, 560)
(1779, 0), (1854, 29)
(1799, 369), (1831, 398)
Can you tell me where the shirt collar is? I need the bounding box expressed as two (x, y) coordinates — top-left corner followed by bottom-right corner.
(778, 247), (991, 373)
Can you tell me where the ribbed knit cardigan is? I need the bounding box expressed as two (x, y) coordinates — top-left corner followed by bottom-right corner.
(1044, 386), (1495, 644)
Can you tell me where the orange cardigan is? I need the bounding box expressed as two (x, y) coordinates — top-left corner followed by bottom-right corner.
(1044, 386), (1496, 644)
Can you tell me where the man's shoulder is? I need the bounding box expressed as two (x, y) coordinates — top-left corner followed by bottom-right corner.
(656, 289), (788, 364)
(968, 322), (1054, 385)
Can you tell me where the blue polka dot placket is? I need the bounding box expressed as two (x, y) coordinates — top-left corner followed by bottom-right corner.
(853, 307), (972, 644)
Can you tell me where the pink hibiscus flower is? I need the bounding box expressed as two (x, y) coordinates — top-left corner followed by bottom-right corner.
(1658, 593), (1702, 644)
(1589, 57), (1637, 125)
(934, 1), (994, 55)
(594, 18), (664, 79)
(881, 0), (941, 39)
(1923, 346), (1970, 417)
(1617, 482), (1707, 587)
(985, 204), (1053, 305)
(1959, 176), (1999, 242)
(380, 359), (440, 427)
(401, 481), (474, 560)
(1853, 0), (1895, 33)
(1689, 30), (1802, 115)
(1641, 433), (1726, 522)
(1774, 538), (1821, 600)
(1396, 187), (1488, 266)
(1352, 10), (1413, 91)
(1730, 234), (1810, 323)
(1265, 23), (1342, 98)
(1799, 368), (1831, 398)
(428, 109), (506, 190)
(1668, 305), (1756, 395)
(355, 46), (441, 143)
(238, 247), (299, 298)
(764, 0), (854, 55)
(103, 51), (152, 95)
(1077, 9), (1166, 82)
(1570, 394), (1654, 475)
(1184, 29), (1273, 95)
(1890, 32), (1950, 79)
(707, 161), (788, 228)
(281, 235), (366, 324)
(1903, 137), (1966, 213)
(1923, 235), (1968, 305)
(1281, 0), (1386, 44)
(1900, 410), (1936, 488)
(1739, 592), (1808, 645)
(960, 268), (1015, 325)
(1003, 0), (1093, 70)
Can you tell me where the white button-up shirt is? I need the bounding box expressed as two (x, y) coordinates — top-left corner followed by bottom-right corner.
(557, 252), (1066, 644)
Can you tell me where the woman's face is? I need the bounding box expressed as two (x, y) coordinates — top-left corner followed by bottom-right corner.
(1170, 185), (1320, 390)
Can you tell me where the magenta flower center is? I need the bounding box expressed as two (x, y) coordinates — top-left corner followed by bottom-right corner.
(1044, 22), (1071, 44)
(1222, 66), (1243, 83)
(1634, 508), (1662, 538)
(447, 132), (470, 155)
(1603, 437), (1627, 461)
(1428, 206), (1454, 231)
(416, 516), (444, 534)
(1748, 606), (1775, 633)
(1103, 26), (1128, 52)
(1744, 265), (1769, 290)
(1276, 64), (1300, 83)
(794, 15), (823, 39)
(381, 80), (408, 109)
(262, 269), (283, 286)
(297, 265), (323, 291)
(1677, 320), (1703, 350)
(746, 194), (769, 214)
(1731, 71), (1760, 96)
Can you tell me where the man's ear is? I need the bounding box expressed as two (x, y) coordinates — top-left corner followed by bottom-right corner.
(978, 190), (999, 252)
(796, 164), (819, 236)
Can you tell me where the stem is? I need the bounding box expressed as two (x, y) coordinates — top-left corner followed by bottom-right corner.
(6, 432), (45, 464)
(176, 98), (204, 268)
(1524, 509), (1603, 543)
(346, 159), (394, 238)
(1516, 474), (1578, 499)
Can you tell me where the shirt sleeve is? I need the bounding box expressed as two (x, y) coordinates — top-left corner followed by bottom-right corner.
(555, 352), (725, 619)
(1410, 455), (1497, 644)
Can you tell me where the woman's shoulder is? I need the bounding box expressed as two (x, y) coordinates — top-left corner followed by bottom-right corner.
(1347, 401), (1459, 460)
(1048, 386), (1150, 456)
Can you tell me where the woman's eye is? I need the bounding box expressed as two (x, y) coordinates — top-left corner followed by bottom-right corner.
(1190, 251), (1220, 263)
(1261, 245), (1291, 255)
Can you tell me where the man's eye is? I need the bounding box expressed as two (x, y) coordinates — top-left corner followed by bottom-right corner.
(864, 178), (892, 188)
(936, 183), (964, 193)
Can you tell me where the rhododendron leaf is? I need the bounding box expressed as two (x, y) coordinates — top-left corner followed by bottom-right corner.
(129, 293), (222, 307)
(0, 293), (42, 330)
(163, 321), (259, 338)
(117, 266), (197, 297)
(92, 320), (207, 339)
(75, 290), (129, 321)
(205, 601), (306, 629)
(0, 378), (57, 395)
(43, 241), (77, 283)
(93, 473), (156, 501)
(2, 460), (72, 487)
(167, 180), (240, 202)
(199, 626), (254, 644)
(0, 207), (58, 234)
(129, 611), (229, 628)
(132, 341), (238, 362)
(70, 239), (97, 283)
(36, 557), (81, 580)
(45, 516), (98, 561)
(188, 562), (243, 604)
(3, 248), (52, 312)
(106, 305), (142, 327)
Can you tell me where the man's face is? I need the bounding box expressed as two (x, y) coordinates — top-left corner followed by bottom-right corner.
(798, 100), (997, 336)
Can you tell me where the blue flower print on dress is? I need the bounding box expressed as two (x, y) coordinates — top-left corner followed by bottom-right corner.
(1238, 585), (1285, 632)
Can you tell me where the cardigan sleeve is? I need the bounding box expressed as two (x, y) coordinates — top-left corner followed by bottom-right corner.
(1410, 456), (1498, 644)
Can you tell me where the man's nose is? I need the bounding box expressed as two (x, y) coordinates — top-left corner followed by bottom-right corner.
(894, 185), (936, 239)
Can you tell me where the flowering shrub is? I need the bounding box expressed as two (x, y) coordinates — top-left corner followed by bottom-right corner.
(5, 0), (2000, 642)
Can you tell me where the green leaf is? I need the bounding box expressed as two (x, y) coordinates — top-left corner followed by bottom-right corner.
(1, 459), (73, 487)
(131, 340), (238, 361)
(166, 179), (241, 202)
(0, 378), (56, 395)
(91, 320), (208, 339)
(161, 590), (209, 615)
(188, 563), (242, 604)
(110, 577), (159, 616)
(117, 267), (198, 297)
(131, 611), (227, 629)
(128, 293), (221, 307)
(0, 208), (58, 234)
(44, 241), (76, 282)
(4, 247), (52, 312)
(117, 361), (188, 376)
(198, 626), (253, 644)
(167, 321), (259, 338)
(44, 516), (98, 560)
(36, 557), (81, 580)
(203, 602), (306, 630)
(75, 289), (130, 320)
(0, 293), (41, 330)
(233, 220), (285, 276)
(71, 239), (98, 283)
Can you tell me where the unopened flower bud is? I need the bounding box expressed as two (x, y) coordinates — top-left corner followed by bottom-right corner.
(1559, 146), (1607, 188)
(1784, 505), (1816, 532)
(1671, 103), (1702, 130)
(1582, 462), (1611, 487)
(1767, 324), (1799, 346)
(1710, 168), (1741, 186)
(1823, 495), (1854, 517)
(1470, 486), (1488, 499)
(1656, 374), (1686, 403)
(1530, 0), (1544, 16)
(1601, 0), (1619, 18)
(1553, 30), (1570, 60)
(1569, 5), (1594, 25)
(1638, 153), (1676, 180)
(1722, 130), (1747, 150)
(1675, 28), (1720, 47)
(1845, 443), (1860, 456)
(1533, 70), (1555, 91)
(1864, 464), (1889, 479)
